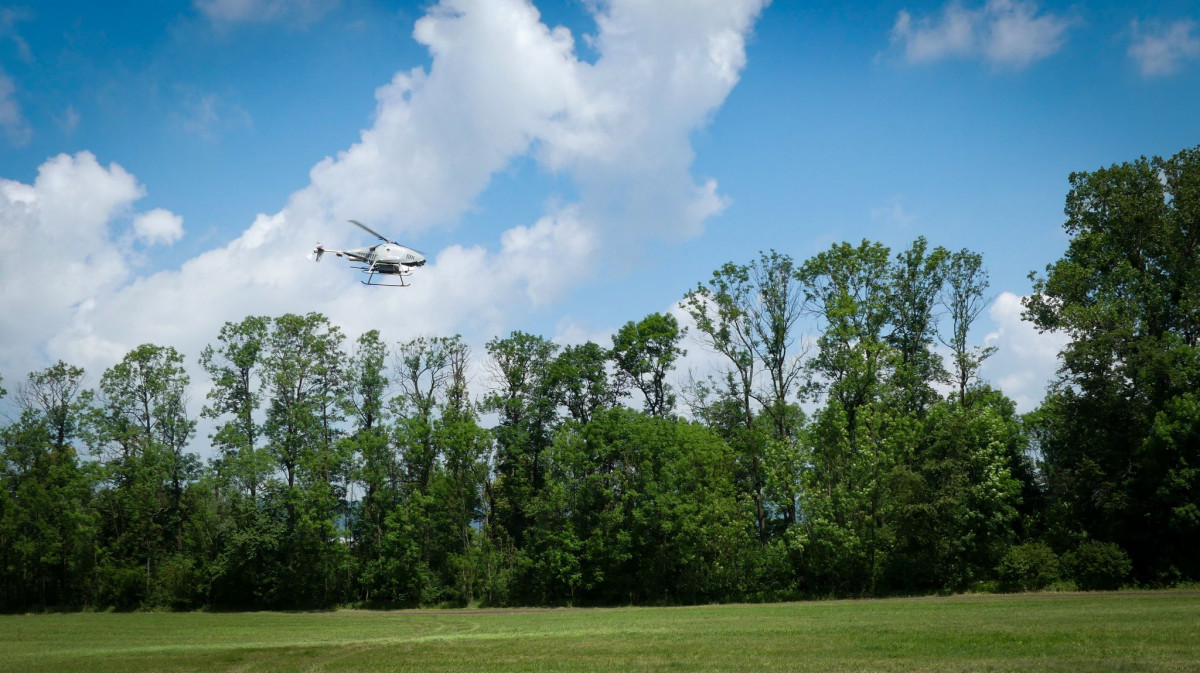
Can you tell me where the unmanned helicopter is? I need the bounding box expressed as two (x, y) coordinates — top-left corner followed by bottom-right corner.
(310, 220), (427, 287)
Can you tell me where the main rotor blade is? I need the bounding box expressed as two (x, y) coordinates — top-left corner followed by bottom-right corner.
(348, 219), (393, 244)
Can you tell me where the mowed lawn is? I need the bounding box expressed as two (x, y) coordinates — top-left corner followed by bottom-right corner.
(1, 591), (1197, 672)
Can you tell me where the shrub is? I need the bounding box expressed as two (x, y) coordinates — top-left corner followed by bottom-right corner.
(1065, 541), (1131, 590)
(996, 542), (1060, 592)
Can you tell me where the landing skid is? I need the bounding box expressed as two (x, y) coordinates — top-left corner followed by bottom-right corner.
(355, 265), (411, 287)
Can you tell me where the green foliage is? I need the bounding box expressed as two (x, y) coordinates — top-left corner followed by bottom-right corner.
(997, 542), (1061, 592)
(0, 409), (96, 610)
(683, 251), (807, 539)
(1025, 144), (1200, 583)
(200, 316), (270, 500)
(548, 341), (617, 425)
(940, 249), (996, 408)
(888, 237), (950, 414)
(483, 331), (559, 546)
(1065, 541), (1132, 591)
(611, 313), (685, 418)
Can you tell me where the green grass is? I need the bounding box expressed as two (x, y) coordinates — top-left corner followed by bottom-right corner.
(1, 591), (1197, 672)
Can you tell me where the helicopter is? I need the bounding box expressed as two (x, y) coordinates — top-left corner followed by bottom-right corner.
(310, 220), (427, 287)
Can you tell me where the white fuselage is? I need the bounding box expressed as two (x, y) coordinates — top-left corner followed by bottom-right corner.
(343, 243), (426, 271)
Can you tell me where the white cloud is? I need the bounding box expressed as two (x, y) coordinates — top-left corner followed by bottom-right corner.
(0, 152), (144, 377)
(0, 69), (31, 146)
(891, 6), (975, 63)
(889, 0), (1070, 69)
(194, 0), (338, 27)
(307, 0), (764, 242)
(133, 208), (185, 246)
(1128, 19), (1200, 77)
(979, 291), (1068, 412)
(1, 0), (765, 440)
(499, 207), (597, 306)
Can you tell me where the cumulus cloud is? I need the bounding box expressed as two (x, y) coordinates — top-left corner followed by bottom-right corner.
(1128, 19), (1200, 77)
(889, 0), (1070, 69)
(0, 69), (31, 146)
(1, 0), (765, 427)
(194, 0), (338, 27)
(979, 291), (1068, 412)
(307, 0), (763, 241)
(133, 208), (185, 245)
(0, 152), (144, 376)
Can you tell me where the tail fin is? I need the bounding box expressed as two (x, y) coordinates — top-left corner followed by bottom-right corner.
(310, 244), (325, 262)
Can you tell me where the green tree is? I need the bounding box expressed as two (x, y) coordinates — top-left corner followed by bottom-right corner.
(794, 240), (906, 594)
(0, 364), (97, 610)
(685, 252), (805, 539)
(392, 335), (465, 492)
(940, 249), (996, 408)
(261, 313), (350, 606)
(611, 313), (686, 419)
(888, 398), (1021, 591)
(200, 316), (272, 501)
(887, 238), (949, 414)
(15, 361), (92, 450)
(87, 344), (197, 607)
(344, 330), (396, 602)
(541, 409), (751, 604)
(483, 332), (559, 546)
(1023, 144), (1200, 582)
(548, 341), (617, 425)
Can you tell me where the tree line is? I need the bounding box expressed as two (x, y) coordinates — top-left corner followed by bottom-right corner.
(1, 144), (1196, 611)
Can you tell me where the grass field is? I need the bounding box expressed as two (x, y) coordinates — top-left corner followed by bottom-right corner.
(1, 591), (1197, 672)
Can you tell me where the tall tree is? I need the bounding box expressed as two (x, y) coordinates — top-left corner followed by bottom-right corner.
(1, 364), (96, 610)
(685, 251), (811, 536)
(685, 263), (766, 539)
(88, 344), (197, 605)
(795, 240), (898, 592)
(548, 341), (617, 425)
(1024, 144), (1200, 581)
(940, 248), (995, 408)
(392, 335), (465, 492)
(15, 361), (91, 450)
(888, 238), (950, 414)
(430, 348), (491, 603)
(261, 313), (350, 606)
(483, 331), (559, 545)
(345, 330), (396, 603)
(611, 313), (686, 418)
(200, 316), (271, 501)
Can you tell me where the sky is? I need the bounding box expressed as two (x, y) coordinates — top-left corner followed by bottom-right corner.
(1, 0), (1199, 438)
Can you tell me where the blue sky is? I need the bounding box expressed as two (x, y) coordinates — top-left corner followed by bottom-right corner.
(2, 0), (1199, 418)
